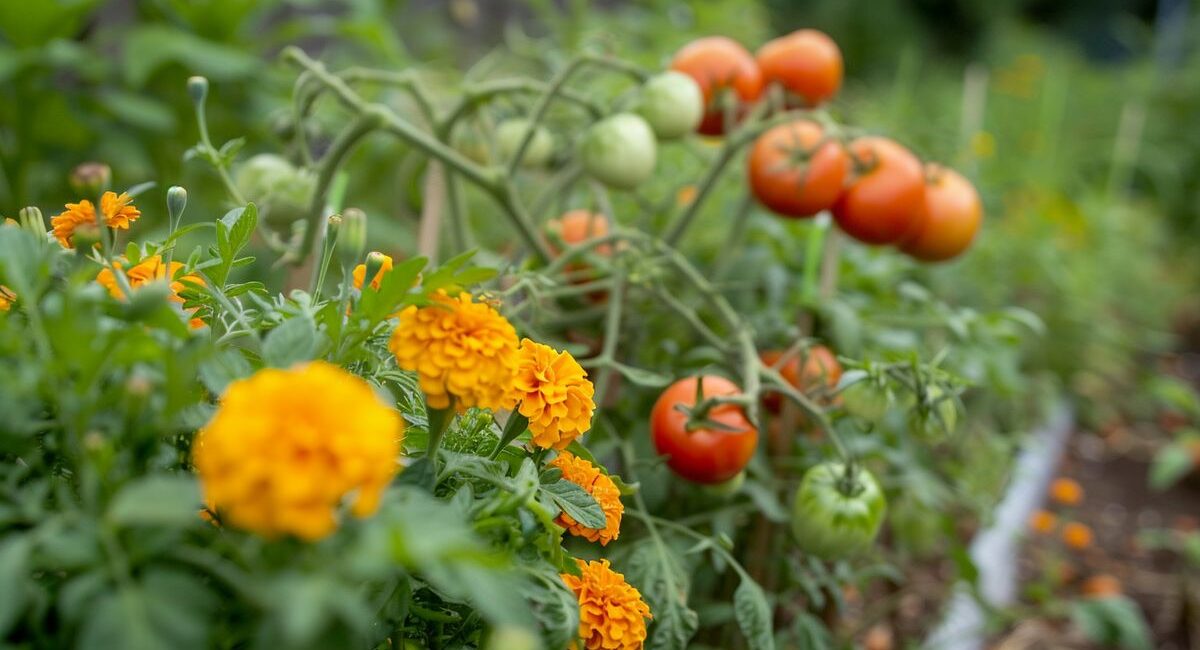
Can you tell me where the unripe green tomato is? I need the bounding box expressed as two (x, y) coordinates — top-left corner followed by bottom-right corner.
(451, 125), (491, 165)
(701, 470), (746, 499)
(791, 462), (886, 560)
(635, 71), (704, 140)
(495, 119), (554, 168)
(840, 380), (890, 423)
(580, 113), (657, 190)
(234, 154), (314, 230)
(910, 386), (958, 440)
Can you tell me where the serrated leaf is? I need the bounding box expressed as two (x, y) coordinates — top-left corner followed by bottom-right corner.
(261, 315), (318, 368)
(198, 348), (253, 396)
(108, 475), (201, 528)
(734, 578), (774, 650)
(220, 203), (258, 258)
(542, 480), (606, 529)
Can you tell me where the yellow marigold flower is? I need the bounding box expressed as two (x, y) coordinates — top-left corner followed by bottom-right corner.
(0, 285), (15, 312)
(1049, 477), (1083, 506)
(550, 451), (622, 545)
(51, 191), (141, 248)
(561, 559), (652, 650)
(388, 290), (518, 411)
(1028, 509), (1056, 535)
(352, 253), (394, 290)
(192, 362), (402, 540)
(1061, 521), (1094, 550)
(513, 339), (595, 449)
(95, 255), (206, 329)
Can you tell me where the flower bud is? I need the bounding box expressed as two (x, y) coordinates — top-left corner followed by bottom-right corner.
(167, 186), (188, 225)
(17, 206), (46, 237)
(70, 162), (112, 196)
(325, 214), (343, 252)
(187, 76), (209, 105)
(338, 207), (367, 266)
(363, 251), (388, 288)
(72, 222), (102, 253)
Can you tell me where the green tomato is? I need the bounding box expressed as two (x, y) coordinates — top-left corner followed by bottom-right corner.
(910, 386), (958, 440)
(635, 71), (704, 140)
(840, 380), (890, 423)
(451, 125), (491, 165)
(701, 470), (746, 499)
(580, 113), (658, 190)
(234, 154), (314, 231)
(791, 462), (886, 560)
(495, 119), (554, 168)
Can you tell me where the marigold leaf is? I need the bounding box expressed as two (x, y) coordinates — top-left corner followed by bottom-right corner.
(108, 475), (201, 528)
(543, 479), (606, 530)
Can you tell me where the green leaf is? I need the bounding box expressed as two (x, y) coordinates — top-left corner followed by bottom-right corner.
(198, 348), (253, 396)
(123, 25), (259, 87)
(220, 203), (258, 258)
(609, 360), (671, 388)
(1149, 444), (1194, 491)
(542, 479), (606, 530)
(622, 541), (698, 650)
(1071, 596), (1152, 650)
(356, 256), (426, 324)
(0, 535), (32, 636)
(262, 315), (319, 368)
(108, 475), (201, 528)
(734, 578), (775, 650)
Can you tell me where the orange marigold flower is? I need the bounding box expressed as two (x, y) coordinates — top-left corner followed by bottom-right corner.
(95, 255), (206, 328)
(388, 290), (518, 411)
(513, 339), (595, 449)
(0, 286), (15, 312)
(1049, 478), (1083, 506)
(550, 451), (622, 545)
(561, 559), (652, 650)
(1028, 509), (1057, 534)
(352, 252), (394, 290)
(1081, 574), (1122, 598)
(51, 191), (140, 247)
(1062, 522), (1094, 549)
(192, 362), (402, 540)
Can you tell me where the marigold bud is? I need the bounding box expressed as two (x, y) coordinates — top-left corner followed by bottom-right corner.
(70, 162), (112, 196)
(72, 222), (102, 253)
(16, 206), (45, 238)
(339, 207), (367, 266)
(187, 76), (209, 105)
(363, 251), (388, 288)
(167, 186), (188, 225)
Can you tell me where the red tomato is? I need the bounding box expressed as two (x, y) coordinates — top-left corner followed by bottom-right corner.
(832, 137), (925, 245)
(670, 36), (764, 136)
(748, 120), (849, 218)
(546, 209), (611, 255)
(755, 29), (843, 106)
(899, 164), (982, 262)
(650, 376), (758, 484)
(759, 346), (842, 413)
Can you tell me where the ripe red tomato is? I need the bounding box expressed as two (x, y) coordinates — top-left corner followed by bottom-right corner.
(832, 137), (925, 245)
(755, 29), (843, 106)
(759, 346), (842, 413)
(747, 120), (848, 218)
(650, 376), (758, 484)
(670, 37), (764, 136)
(899, 164), (983, 262)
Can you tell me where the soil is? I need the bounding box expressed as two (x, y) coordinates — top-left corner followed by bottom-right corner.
(996, 349), (1200, 649)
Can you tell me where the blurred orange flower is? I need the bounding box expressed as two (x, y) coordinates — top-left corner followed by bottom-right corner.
(1049, 478), (1083, 506)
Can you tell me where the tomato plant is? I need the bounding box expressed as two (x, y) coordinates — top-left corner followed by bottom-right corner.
(748, 119), (849, 218)
(670, 36), (764, 136)
(650, 376), (759, 484)
(791, 462), (887, 559)
(760, 345), (842, 413)
(495, 118), (554, 168)
(832, 137), (925, 245)
(635, 71), (705, 140)
(755, 29), (843, 106)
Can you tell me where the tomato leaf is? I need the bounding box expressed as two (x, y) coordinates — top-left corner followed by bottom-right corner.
(1070, 596), (1151, 650)
(609, 360), (671, 388)
(734, 577), (775, 650)
(542, 479), (606, 530)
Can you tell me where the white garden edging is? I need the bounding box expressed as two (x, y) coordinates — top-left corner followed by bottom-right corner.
(925, 401), (1075, 649)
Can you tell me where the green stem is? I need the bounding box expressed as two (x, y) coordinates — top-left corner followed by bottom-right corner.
(591, 267), (626, 407)
(296, 114), (379, 268)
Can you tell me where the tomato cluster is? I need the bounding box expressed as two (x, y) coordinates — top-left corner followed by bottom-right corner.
(669, 30), (983, 263)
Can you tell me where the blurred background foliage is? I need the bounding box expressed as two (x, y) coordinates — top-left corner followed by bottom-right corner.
(1, 0), (1197, 422)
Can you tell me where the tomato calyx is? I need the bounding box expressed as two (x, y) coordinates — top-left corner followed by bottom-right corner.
(835, 462), (866, 498)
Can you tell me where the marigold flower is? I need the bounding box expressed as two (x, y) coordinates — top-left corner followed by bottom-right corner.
(95, 255), (205, 328)
(1028, 509), (1056, 534)
(1061, 522), (1094, 549)
(193, 362), (402, 540)
(352, 253), (394, 290)
(51, 191), (140, 248)
(1081, 574), (1121, 598)
(0, 285), (15, 312)
(513, 339), (595, 449)
(1049, 477), (1083, 506)
(561, 559), (652, 650)
(388, 290), (519, 410)
(550, 452), (622, 545)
